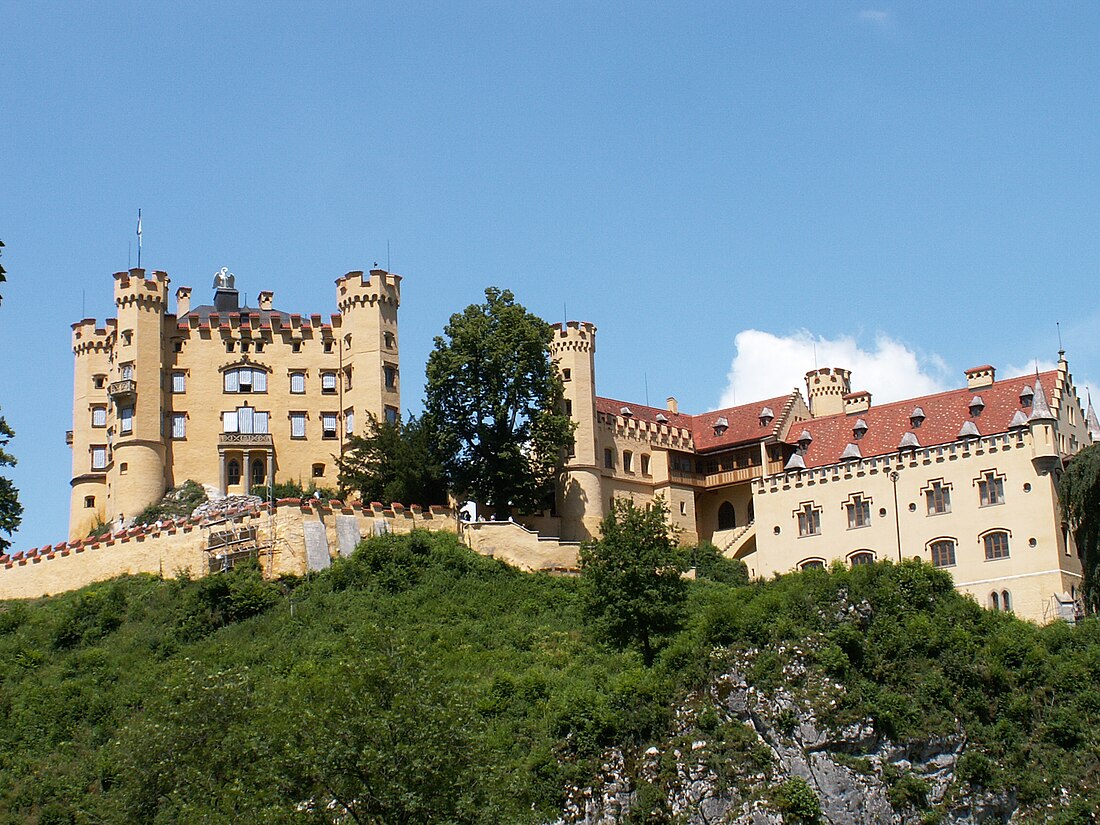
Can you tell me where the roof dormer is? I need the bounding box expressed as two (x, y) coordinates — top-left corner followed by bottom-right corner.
(797, 429), (813, 452)
(620, 406), (633, 418)
(1019, 385), (1034, 408)
(852, 418), (868, 439)
(910, 407), (926, 428)
(758, 406), (774, 427)
(969, 395), (985, 416)
(840, 442), (862, 461)
(713, 416), (729, 436)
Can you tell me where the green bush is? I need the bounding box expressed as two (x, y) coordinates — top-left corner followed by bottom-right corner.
(773, 776), (821, 822)
(132, 480), (208, 525)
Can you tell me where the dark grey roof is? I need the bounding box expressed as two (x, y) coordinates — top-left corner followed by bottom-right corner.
(958, 420), (980, 438)
(840, 442), (862, 460)
(785, 452), (806, 470)
(181, 304), (294, 325)
(899, 431), (920, 449)
(1028, 377), (1056, 422)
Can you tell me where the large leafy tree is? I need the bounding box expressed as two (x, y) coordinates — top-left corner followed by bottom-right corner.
(1060, 443), (1100, 613)
(336, 413), (448, 507)
(425, 287), (573, 515)
(579, 498), (686, 666)
(0, 240), (21, 553)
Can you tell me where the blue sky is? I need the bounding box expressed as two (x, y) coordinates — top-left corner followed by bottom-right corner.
(2, 2), (1098, 548)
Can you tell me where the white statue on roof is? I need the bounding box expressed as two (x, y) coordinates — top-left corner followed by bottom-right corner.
(212, 267), (236, 289)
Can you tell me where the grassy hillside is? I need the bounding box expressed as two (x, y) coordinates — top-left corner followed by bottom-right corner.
(0, 531), (1097, 823)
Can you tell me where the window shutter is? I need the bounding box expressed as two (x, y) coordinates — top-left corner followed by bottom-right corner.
(222, 411), (239, 433)
(291, 413), (306, 438)
(224, 371), (239, 393)
(172, 414), (186, 439)
(253, 370), (267, 392)
(345, 410), (355, 434)
(254, 412), (269, 433)
(172, 372), (186, 393)
(321, 372), (336, 391)
(291, 372), (305, 393)
(238, 406), (254, 434)
(92, 407), (106, 427)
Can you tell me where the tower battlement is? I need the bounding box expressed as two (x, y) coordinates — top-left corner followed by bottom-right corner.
(550, 321), (597, 353)
(71, 319), (111, 354)
(805, 367), (852, 418)
(114, 268), (170, 309)
(336, 269), (402, 312)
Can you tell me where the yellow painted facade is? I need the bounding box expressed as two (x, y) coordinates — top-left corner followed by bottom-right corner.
(68, 267), (401, 541)
(552, 320), (1096, 623)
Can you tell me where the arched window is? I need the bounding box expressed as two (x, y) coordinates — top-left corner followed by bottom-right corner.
(799, 559), (825, 571)
(929, 539), (957, 568)
(227, 460), (241, 486)
(251, 459), (266, 487)
(982, 530), (1011, 560)
(718, 501), (737, 531)
(990, 591), (1000, 610)
(1001, 590), (1012, 612)
(848, 550), (875, 566)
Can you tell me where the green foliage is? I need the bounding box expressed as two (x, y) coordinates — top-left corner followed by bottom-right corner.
(1060, 443), (1100, 612)
(773, 776), (821, 822)
(131, 480), (208, 526)
(0, 409), (21, 554)
(425, 287), (574, 514)
(580, 498), (687, 666)
(688, 540), (749, 584)
(336, 412), (448, 506)
(250, 479), (338, 501)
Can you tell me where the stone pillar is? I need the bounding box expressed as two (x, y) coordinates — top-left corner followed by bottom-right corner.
(219, 452), (227, 496)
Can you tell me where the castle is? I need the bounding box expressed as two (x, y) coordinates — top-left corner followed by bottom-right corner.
(551, 321), (1099, 623)
(68, 267), (401, 540)
(54, 267), (1100, 623)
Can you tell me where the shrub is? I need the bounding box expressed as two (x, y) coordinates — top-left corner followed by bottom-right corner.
(773, 776), (821, 822)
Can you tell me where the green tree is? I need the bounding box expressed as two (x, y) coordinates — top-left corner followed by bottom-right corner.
(1060, 443), (1100, 613)
(0, 240), (21, 553)
(425, 287), (573, 515)
(579, 498), (686, 666)
(336, 412), (449, 506)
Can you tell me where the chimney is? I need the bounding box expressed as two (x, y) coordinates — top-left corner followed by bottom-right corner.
(258, 290), (274, 311)
(965, 365), (996, 390)
(175, 287), (192, 317)
(214, 286), (240, 313)
(805, 367), (851, 418)
(666, 396), (679, 415)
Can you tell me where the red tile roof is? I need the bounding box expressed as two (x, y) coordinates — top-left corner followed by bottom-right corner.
(595, 397), (693, 431)
(784, 371), (1055, 468)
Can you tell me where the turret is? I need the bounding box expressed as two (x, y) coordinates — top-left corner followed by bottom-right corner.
(1028, 376), (1060, 474)
(550, 321), (602, 541)
(68, 319), (112, 539)
(335, 269), (402, 432)
(805, 367), (851, 418)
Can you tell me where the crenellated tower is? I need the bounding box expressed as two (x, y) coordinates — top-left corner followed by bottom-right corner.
(551, 321), (602, 541)
(69, 318), (113, 538)
(107, 268), (170, 524)
(335, 269), (402, 432)
(805, 367), (852, 418)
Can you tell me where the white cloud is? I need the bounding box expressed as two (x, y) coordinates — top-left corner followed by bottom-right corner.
(859, 9), (890, 24)
(719, 329), (950, 409)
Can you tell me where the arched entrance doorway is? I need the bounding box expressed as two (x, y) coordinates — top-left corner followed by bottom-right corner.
(718, 501), (736, 531)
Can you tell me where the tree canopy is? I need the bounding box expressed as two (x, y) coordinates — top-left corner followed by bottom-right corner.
(0, 240), (21, 553)
(336, 412), (449, 507)
(1060, 443), (1100, 613)
(579, 498), (687, 666)
(425, 287), (573, 515)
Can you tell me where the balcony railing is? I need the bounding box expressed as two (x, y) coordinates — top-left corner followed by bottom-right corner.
(107, 379), (136, 399)
(669, 459), (786, 489)
(218, 433), (274, 447)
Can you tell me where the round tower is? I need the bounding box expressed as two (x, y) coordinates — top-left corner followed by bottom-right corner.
(107, 268), (169, 524)
(805, 367), (851, 418)
(336, 269), (401, 433)
(69, 319), (112, 539)
(550, 321), (602, 542)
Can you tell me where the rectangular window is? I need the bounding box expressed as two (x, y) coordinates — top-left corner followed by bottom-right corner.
(120, 364), (134, 380)
(641, 454), (651, 475)
(797, 504), (821, 537)
(846, 495), (871, 529)
(925, 481), (951, 515)
(238, 406), (254, 433)
(623, 451), (633, 473)
(343, 368), (353, 391)
(290, 372), (306, 394)
(604, 448), (614, 469)
(384, 406), (398, 425)
(238, 369), (253, 391)
(119, 406), (134, 434)
(564, 399), (573, 417)
(91, 446), (107, 470)
(290, 412), (306, 439)
(91, 407), (107, 427)
(984, 532), (1011, 560)
(978, 472), (1005, 507)
(253, 370), (267, 392)
(171, 413), (186, 439)
(384, 365), (398, 390)
(224, 371), (239, 393)
(222, 411), (239, 433)
(172, 372), (186, 393)
(345, 409), (355, 435)
(322, 413), (338, 439)
(321, 372), (337, 394)
(930, 540), (956, 568)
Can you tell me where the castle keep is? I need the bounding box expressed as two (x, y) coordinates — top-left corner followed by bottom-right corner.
(68, 267), (401, 540)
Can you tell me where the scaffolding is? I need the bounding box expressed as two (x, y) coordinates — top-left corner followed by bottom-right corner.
(204, 516), (274, 574)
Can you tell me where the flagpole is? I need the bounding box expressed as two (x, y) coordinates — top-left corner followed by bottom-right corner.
(136, 209), (143, 268)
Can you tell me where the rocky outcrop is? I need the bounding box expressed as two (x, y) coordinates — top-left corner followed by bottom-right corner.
(556, 645), (1020, 824)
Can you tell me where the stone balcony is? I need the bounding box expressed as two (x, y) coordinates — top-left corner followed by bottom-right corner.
(107, 379), (136, 400)
(218, 433), (274, 448)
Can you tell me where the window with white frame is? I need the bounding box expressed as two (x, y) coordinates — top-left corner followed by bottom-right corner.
(983, 530), (1010, 560)
(290, 412), (306, 439)
(91, 407), (107, 427)
(345, 408), (355, 435)
(977, 471), (1005, 507)
(171, 372), (186, 393)
(924, 480), (951, 515)
(119, 406), (134, 434)
(290, 372), (306, 394)
(321, 412), (338, 439)
(929, 539), (956, 568)
(120, 363), (134, 380)
(849, 550), (875, 566)
(171, 413), (186, 439)
(224, 367), (267, 393)
(222, 406), (270, 433)
(91, 446), (107, 470)
(796, 502), (821, 537)
(321, 372), (337, 394)
(846, 494), (871, 529)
